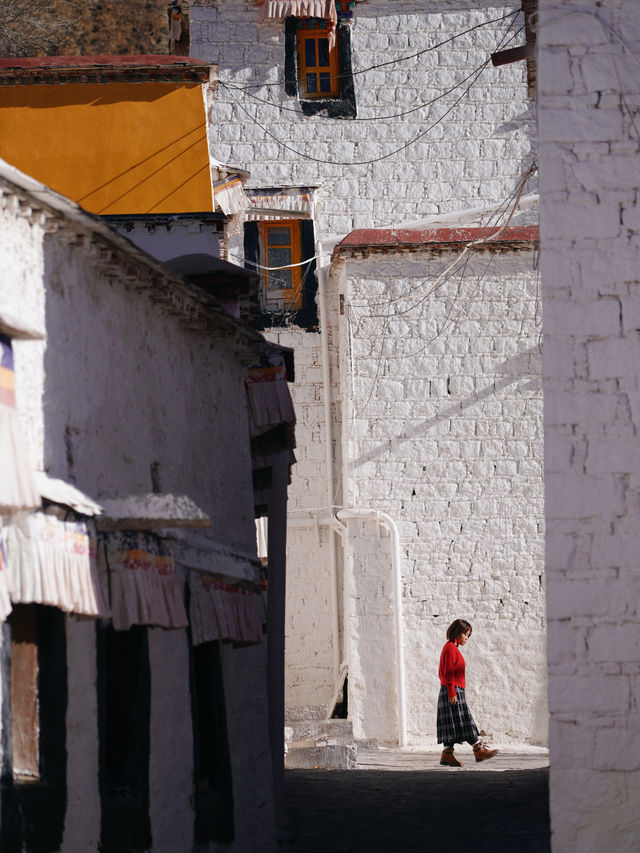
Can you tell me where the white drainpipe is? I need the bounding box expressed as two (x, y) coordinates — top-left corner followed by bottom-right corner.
(335, 507), (407, 748)
(316, 239), (341, 682)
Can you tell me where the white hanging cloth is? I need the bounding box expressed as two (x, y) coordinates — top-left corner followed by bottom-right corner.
(246, 188), (314, 221)
(1, 511), (110, 618)
(258, 0), (338, 48)
(99, 530), (188, 630)
(259, 0), (337, 26)
(213, 173), (249, 216)
(245, 362), (296, 437)
(0, 525), (13, 621)
(189, 572), (263, 646)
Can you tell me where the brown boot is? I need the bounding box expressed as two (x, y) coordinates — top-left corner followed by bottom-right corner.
(440, 747), (462, 767)
(473, 742), (498, 762)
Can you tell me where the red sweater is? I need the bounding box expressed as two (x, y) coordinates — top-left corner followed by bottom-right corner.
(439, 640), (466, 700)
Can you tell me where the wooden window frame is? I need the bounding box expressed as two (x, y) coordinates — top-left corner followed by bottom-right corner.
(259, 220), (304, 312)
(1, 605), (68, 853)
(284, 17), (356, 119)
(296, 23), (340, 99)
(244, 216), (319, 330)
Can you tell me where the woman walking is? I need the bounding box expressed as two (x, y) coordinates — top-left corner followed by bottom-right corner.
(437, 618), (498, 767)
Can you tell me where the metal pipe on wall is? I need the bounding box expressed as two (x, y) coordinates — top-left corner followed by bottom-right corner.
(336, 507), (407, 748)
(316, 240), (342, 686)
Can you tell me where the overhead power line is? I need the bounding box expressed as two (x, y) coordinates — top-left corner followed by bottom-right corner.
(222, 18), (523, 168)
(225, 8), (520, 91)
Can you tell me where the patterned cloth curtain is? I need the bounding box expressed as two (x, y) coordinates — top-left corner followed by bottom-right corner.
(258, 0), (337, 25)
(245, 361), (296, 438)
(189, 572), (263, 646)
(0, 334), (40, 514)
(99, 531), (188, 630)
(1, 511), (110, 618)
(246, 188), (314, 221)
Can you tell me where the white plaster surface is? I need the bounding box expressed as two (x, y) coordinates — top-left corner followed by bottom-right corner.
(538, 0), (640, 849)
(0, 178), (277, 852)
(192, 0), (536, 254)
(340, 249), (546, 745)
(111, 219), (221, 263)
(191, 0), (543, 745)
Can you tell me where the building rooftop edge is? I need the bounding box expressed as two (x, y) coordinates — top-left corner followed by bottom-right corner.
(0, 55), (216, 84)
(0, 55), (210, 69)
(0, 156), (268, 361)
(336, 225), (539, 251)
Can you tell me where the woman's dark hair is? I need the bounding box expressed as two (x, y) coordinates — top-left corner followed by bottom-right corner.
(446, 619), (472, 642)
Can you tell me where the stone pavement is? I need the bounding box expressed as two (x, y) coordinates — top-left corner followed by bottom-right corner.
(281, 747), (550, 853)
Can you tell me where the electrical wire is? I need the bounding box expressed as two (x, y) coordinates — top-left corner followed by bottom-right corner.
(244, 254), (318, 271)
(220, 59), (493, 122)
(225, 8), (520, 91)
(223, 21), (524, 168)
(349, 165), (538, 369)
(351, 165), (537, 333)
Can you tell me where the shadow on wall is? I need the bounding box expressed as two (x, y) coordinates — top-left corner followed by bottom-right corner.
(354, 346), (542, 468)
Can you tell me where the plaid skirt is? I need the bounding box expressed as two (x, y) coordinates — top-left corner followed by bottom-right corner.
(436, 685), (480, 745)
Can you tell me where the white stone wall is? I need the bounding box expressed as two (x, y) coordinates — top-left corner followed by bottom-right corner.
(538, 1), (640, 849)
(340, 247), (546, 744)
(192, 0), (534, 250)
(192, 0), (539, 721)
(267, 318), (343, 706)
(0, 191), (276, 852)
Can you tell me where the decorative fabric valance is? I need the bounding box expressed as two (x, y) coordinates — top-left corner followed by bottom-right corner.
(246, 188), (314, 221)
(213, 173), (249, 216)
(189, 573), (263, 646)
(258, 0), (338, 27)
(99, 531), (188, 631)
(259, 0), (338, 48)
(0, 335), (40, 515)
(0, 532), (12, 621)
(245, 362), (296, 438)
(1, 511), (110, 618)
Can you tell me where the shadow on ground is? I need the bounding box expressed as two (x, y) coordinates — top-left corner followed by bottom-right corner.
(283, 768), (550, 852)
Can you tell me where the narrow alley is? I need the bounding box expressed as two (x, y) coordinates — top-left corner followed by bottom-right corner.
(283, 752), (550, 853)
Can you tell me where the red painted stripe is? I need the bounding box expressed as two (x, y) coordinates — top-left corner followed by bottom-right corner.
(338, 225), (539, 248)
(0, 55), (210, 70)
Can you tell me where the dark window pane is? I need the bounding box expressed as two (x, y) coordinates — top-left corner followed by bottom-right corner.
(318, 38), (330, 67)
(306, 73), (318, 93)
(268, 247), (292, 269)
(270, 270), (293, 291)
(319, 73), (332, 93)
(268, 227), (291, 246)
(304, 38), (316, 67)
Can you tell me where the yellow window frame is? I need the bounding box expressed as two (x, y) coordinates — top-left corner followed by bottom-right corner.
(296, 23), (339, 99)
(259, 220), (303, 311)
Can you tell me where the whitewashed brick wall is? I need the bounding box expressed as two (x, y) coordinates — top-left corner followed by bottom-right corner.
(268, 317), (343, 706)
(193, 0), (534, 249)
(538, 0), (640, 849)
(0, 184), (276, 853)
(192, 0), (539, 724)
(339, 247), (546, 743)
